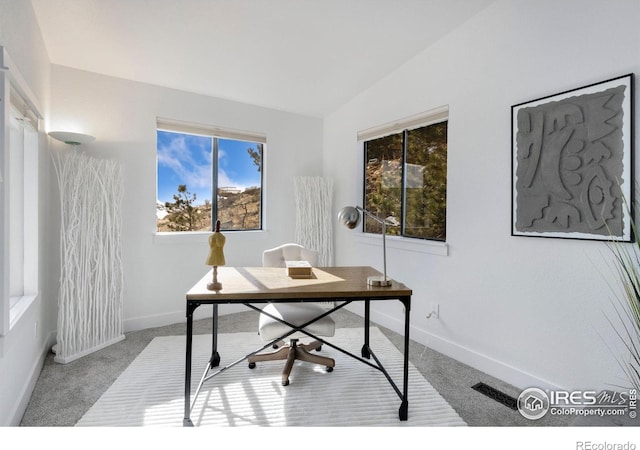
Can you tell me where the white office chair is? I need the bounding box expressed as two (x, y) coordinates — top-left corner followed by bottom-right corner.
(248, 243), (335, 386)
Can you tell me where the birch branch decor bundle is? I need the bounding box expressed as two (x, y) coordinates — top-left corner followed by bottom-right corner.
(293, 176), (334, 267)
(52, 150), (125, 364)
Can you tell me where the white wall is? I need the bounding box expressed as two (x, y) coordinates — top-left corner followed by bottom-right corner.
(49, 66), (324, 331)
(0, 0), (52, 426)
(325, 0), (640, 392)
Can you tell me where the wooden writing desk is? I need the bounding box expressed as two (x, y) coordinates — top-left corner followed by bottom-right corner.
(184, 266), (412, 426)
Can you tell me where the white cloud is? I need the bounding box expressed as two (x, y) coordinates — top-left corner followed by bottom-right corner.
(157, 135), (212, 190)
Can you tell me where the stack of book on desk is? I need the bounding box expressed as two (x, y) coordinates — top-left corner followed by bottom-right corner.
(285, 260), (313, 279)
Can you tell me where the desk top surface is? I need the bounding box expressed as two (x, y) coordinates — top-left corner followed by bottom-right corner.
(186, 266), (412, 302)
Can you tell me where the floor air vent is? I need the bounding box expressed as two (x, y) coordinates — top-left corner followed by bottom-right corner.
(471, 382), (518, 410)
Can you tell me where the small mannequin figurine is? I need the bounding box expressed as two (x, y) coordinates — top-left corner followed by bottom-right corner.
(206, 220), (226, 290)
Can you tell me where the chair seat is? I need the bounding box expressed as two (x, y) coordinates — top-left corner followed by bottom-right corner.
(258, 303), (335, 342)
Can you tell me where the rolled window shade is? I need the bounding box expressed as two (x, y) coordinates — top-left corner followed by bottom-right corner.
(10, 86), (39, 132)
(357, 105), (448, 142)
(157, 117), (266, 143)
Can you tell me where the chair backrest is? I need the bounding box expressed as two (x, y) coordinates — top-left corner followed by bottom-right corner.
(262, 243), (320, 268)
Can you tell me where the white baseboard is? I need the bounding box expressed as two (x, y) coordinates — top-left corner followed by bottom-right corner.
(123, 304), (247, 333)
(364, 307), (565, 393)
(7, 332), (56, 426)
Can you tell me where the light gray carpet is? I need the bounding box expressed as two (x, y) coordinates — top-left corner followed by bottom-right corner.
(20, 309), (572, 427)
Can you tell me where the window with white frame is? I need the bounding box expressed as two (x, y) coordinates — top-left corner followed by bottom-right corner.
(1, 77), (40, 335)
(156, 119), (264, 232)
(359, 107), (448, 242)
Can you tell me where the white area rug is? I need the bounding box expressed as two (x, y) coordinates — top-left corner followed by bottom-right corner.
(76, 327), (466, 427)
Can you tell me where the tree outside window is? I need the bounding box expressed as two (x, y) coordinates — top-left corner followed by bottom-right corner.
(364, 121), (447, 241)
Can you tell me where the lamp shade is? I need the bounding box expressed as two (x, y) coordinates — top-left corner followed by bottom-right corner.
(48, 131), (95, 146)
(337, 206), (361, 229)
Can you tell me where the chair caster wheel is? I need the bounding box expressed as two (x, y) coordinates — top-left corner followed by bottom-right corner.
(326, 367), (333, 372)
(248, 362), (256, 369)
(282, 380), (290, 386)
(316, 345), (322, 352)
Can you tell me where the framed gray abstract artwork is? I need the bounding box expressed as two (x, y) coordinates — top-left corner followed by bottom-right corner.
(512, 74), (633, 241)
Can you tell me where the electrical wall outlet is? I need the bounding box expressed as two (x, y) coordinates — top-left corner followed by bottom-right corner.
(426, 303), (439, 319)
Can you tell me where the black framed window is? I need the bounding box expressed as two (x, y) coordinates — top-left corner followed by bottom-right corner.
(363, 120), (447, 241)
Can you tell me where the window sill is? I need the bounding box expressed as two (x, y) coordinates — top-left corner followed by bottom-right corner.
(9, 293), (38, 331)
(153, 229), (270, 245)
(354, 233), (448, 257)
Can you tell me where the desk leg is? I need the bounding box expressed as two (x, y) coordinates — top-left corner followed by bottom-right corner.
(399, 296), (411, 421)
(210, 304), (221, 367)
(361, 300), (371, 359)
(184, 302), (198, 427)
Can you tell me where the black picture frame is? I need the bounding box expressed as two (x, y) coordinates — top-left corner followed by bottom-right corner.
(511, 74), (634, 242)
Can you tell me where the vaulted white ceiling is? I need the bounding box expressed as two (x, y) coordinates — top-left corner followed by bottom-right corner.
(31, 0), (494, 117)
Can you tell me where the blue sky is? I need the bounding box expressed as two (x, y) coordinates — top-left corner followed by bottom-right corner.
(157, 131), (261, 205)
